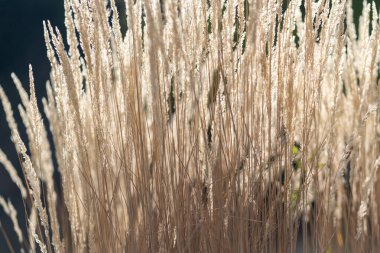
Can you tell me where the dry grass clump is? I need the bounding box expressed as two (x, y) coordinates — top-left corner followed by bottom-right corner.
(0, 0), (380, 252)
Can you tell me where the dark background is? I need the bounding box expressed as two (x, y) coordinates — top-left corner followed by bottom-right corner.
(0, 0), (378, 252)
(0, 1), (65, 252)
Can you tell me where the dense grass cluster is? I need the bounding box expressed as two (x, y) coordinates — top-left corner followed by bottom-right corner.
(1, 0), (380, 252)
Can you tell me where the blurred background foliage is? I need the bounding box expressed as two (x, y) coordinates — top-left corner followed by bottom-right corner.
(0, 0), (378, 252)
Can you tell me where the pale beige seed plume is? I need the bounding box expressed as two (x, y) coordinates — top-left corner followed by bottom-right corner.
(0, 197), (23, 243)
(0, 149), (27, 199)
